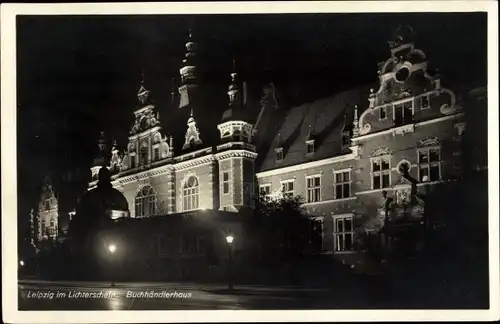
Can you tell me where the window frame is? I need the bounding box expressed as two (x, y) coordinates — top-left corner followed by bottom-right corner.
(182, 175), (200, 212)
(275, 147), (284, 162)
(421, 94), (431, 110)
(379, 105), (387, 120)
(280, 179), (295, 197)
(129, 153), (136, 169)
(333, 169), (352, 200)
(259, 184), (271, 196)
(153, 146), (160, 161)
(393, 98), (414, 125)
(417, 145), (442, 182)
(221, 171), (230, 195)
(135, 185), (157, 217)
(306, 140), (315, 155)
(371, 155), (392, 190)
(305, 174), (322, 203)
(333, 214), (355, 253)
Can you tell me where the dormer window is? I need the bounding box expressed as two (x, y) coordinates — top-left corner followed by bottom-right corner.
(45, 200), (50, 210)
(275, 148), (284, 162)
(306, 140), (315, 155)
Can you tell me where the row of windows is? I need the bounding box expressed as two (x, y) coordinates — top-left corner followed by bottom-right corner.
(133, 145), (442, 216)
(312, 215), (354, 253)
(378, 95), (431, 122)
(262, 147), (442, 202)
(129, 147), (162, 169)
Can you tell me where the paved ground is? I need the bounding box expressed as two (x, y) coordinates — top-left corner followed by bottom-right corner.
(18, 279), (390, 310)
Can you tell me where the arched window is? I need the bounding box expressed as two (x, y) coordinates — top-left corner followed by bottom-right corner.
(135, 185), (156, 217)
(183, 175), (199, 211)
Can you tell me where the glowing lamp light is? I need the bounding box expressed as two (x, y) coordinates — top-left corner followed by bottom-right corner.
(108, 244), (117, 254)
(225, 235), (234, 245)
(19, 260), (25, 266)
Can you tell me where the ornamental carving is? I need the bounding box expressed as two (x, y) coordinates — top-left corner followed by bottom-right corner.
(359, 122), (371, 135)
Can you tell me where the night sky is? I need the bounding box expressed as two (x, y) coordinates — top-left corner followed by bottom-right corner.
(16, 13), (487, 230)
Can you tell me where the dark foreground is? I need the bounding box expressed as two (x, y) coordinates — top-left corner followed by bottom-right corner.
(18, 270), (488, 310)
(19, 279), (405, 310)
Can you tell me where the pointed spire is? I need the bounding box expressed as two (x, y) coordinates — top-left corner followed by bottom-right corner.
(180, 29), (198, 84)
(352, 105), (360, 137)
(137, 69), (151, 105)
(182, 108), (202, 150)
(305, 125), (314, 142)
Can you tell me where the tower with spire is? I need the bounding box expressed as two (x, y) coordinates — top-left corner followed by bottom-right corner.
(178, 29), (201, 110)
(90, 131), (109, 182)
(120, 71), (172, 171)
(216, 60), (257, 212)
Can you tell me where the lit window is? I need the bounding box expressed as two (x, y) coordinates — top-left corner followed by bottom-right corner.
(334, 170), (351, 199)
(379, 106), (387, 120)
(222, 172), (230, 194)
(259, 184), (271, 196)
(394, 99), (413, 126)
(421, 94), (430, 110)
(281, 180), (295, 197)
(183, 176), (199, 211)
(306, 175), (321, 203)
(372, 156), (391, 189)
(418, 147), (441, 182)
(306, 141), (315, 154)
(135, 185), (157, 217)
(334, 215), (354, 252)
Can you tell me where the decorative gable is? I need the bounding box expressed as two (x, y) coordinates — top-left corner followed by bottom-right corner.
(358, 26), (461, 137)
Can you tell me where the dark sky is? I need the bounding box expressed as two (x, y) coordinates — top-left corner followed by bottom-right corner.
(16, 13), (487, 223)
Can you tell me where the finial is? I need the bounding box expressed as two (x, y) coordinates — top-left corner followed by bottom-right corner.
(188, 28), (192, 40)
(190, 108), (193, 118)
(140, 68), (145, 85)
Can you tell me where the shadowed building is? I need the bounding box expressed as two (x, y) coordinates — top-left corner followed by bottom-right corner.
(58, 26), (484, 276)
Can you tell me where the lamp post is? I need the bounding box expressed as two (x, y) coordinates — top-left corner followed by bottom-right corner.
(108, 243), (117, 287)
(225, 235), (234, 290)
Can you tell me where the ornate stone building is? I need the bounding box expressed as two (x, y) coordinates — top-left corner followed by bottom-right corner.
(71, 26), (481, 269)
(34, 176), (59, 244)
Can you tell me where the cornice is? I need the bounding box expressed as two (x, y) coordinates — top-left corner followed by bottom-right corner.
(215, 149), (258, 161)
(116, 164), (174, 185)
(353, 112), (465, 142)
(256, 152), (355, 178)
(175, 155), (216, 171)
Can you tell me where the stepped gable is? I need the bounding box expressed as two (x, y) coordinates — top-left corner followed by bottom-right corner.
(258, 83), (374, 172)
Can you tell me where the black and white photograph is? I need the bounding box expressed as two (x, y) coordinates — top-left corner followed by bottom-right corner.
(2, 1), (499, 322)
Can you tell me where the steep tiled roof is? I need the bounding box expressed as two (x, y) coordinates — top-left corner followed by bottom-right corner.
(257, 83), (375, 172)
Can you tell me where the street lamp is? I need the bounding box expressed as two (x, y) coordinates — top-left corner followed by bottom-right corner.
(19, 260), (25, 267)
(108, 243), (117, 254)
(107, 243), (117, 287)
(225, 235), (234, 290)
